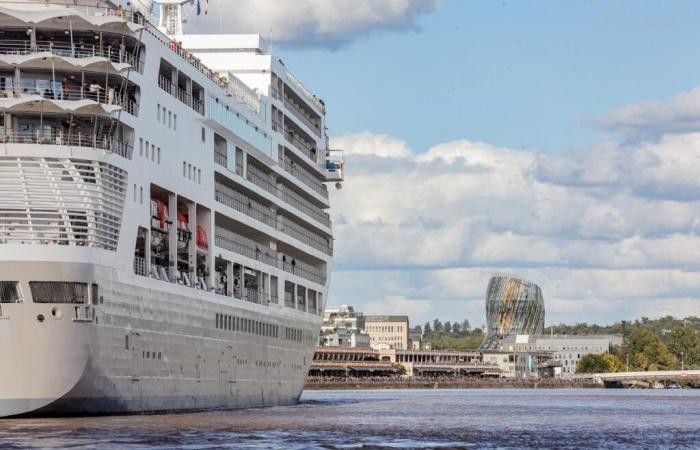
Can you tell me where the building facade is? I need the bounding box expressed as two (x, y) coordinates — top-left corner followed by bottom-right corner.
(479, 273), (545, 350)
(501, 335), (623, 374)
(364, 315), (409, 350)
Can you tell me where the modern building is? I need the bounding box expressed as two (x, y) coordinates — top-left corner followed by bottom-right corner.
(364, 315), (409, 350)
(479, 273), (545, 350)
(501, 334), (623, 374)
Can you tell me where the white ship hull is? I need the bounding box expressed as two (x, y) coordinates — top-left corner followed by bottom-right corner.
(0, 262), (318, 417)
(0, 1), (342, 418)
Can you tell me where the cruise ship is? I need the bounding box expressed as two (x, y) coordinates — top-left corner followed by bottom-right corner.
(0, 0), (343, 417)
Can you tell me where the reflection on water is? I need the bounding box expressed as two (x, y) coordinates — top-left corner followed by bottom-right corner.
(1, 389), (699, 449)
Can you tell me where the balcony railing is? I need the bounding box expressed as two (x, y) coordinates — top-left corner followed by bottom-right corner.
(246, 164), (278, 196)
(158, 75), (204, 115)
(214, 148), (227, 167)
(7, 87), (138, 116)
(280, 256), (326, 285)
(278, 215), (333, 256)
(214, 227), (326, 285)
(284, 127), (317, 162)
(215, 182), (276, 228)
(0, 40), (143, 72)
(215, 227), (279, 267)
(278, 183), (331, 228)
(284, 95), (321, 137)
(0, 131), (132, 159)
(279, 156), (328, 198)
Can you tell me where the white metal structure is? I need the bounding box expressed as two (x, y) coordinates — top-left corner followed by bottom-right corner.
(0, 0), (343, 417)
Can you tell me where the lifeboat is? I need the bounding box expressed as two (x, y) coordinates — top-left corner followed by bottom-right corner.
(150, 199), (168, 231)
(176, 213), (191, 250)
(196, 225), (208, 250)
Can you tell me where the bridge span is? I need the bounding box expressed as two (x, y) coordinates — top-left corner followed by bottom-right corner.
(573, 370), (700, 383)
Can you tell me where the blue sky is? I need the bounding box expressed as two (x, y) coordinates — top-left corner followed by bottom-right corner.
(186, 0), (700, 325)
(280, 0), (700, 153)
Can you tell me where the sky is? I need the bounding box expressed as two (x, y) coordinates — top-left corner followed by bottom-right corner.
(178, 0), (700, 326)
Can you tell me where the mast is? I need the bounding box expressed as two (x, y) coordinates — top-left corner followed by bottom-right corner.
(152, 0), (192, 37)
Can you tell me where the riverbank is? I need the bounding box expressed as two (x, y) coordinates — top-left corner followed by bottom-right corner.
(305, 377), (600, 390)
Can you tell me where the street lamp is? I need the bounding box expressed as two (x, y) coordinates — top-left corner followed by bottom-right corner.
(681, 351), (684, 372)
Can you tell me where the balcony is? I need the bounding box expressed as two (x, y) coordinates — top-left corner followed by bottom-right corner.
(284, 95), (321, 137)
(246, 164), (277, 196)
(215, 182), (276, 228)
(7, 85), (138, 116)
(278, 184), (331, 228)
(215, 227), (278, 268)
(0, 131), (132, 159)
(0, 39), (143, 72)
(158, 75), (204, 115)
(215, 227), (326, 285)
(133, 257), (213, 291)
(278, 215), (332, 256)
(279, 155), (328, 199)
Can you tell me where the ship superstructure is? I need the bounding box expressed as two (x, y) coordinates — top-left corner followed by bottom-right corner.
(0, 0), (343, 417)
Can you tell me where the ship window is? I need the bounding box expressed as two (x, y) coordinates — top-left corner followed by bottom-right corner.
(188, 164), (192, 180)
(162, 107), (167, 124)
(145, 140), (149, 159)
(140, 187), (143, 205)
(30, 282), (88, 304)
(91, 284), (99, 305)
(151, 144), (155, 162)
(201, 127), (205, 142)
(157, 103), (160, 121)
(133, 184), (137, 202)
(183, 161), (186, 177)
(0, 281), (20, 303)
(174, 114), (177, 130)
(157, 147), (161, 164)
(139, 138), (143, 156)
(197, 169), (201, 184)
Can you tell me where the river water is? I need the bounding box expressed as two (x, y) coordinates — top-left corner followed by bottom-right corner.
(0, 389), (698, 449)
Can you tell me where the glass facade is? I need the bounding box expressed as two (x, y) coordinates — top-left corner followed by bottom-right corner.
(479, 273), (544, 350)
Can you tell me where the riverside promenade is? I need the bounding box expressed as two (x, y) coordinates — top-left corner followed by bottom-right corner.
(304, 376), (599, 390)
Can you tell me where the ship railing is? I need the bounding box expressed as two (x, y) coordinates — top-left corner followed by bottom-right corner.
(278, 156), (328, 198)
(133, 256), (147, 277)
(214, 227), (326, 285)
(269, 86), (282, 101)
(278, 183), (331, 228)
(246, 164), (278, 196)
(214, 149), (227, 167)
(0, 131), (132, 158)
(284, 293), (295, 308)
(158, 75), (204, 115)
(0, 40), (142, 71)
(285, 71), (325, 114)
(278, 215), (333, 256)
(244, 288), (269, 305)
(214, 182), (277, 228)
(214, 227), (279, 268)
(270, 294), (279, 304)
(284, 94), (321, 137)
(280, 258), (326, 285)
(284, 127), (316, 162)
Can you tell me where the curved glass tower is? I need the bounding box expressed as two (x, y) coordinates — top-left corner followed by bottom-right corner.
(479, 273), (544, 350)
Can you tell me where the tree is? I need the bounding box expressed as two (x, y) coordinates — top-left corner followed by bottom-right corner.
(423, 321), (432, 336)
(452, 322), (461, 334)
(433, 319), (443, 333)
(577, 353), (623, 373)
(627, 329), (677, 371)
(667, 326), (700, 369)
(461, 319), (471, 333)
(444, 321), (452, 334)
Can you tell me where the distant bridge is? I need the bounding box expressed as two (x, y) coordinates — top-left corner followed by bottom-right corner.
(573, 370), (700, 384)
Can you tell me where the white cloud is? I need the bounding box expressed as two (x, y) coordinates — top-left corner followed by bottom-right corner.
(599, 86), (700, 141)
(179, 0), (438, 47)
(327, 128), (700, 325)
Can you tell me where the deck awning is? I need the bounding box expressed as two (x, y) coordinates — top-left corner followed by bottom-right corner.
(0, 7), (143, 34)
(0, 53), (131, 76)
(0, 96), (120, 116)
